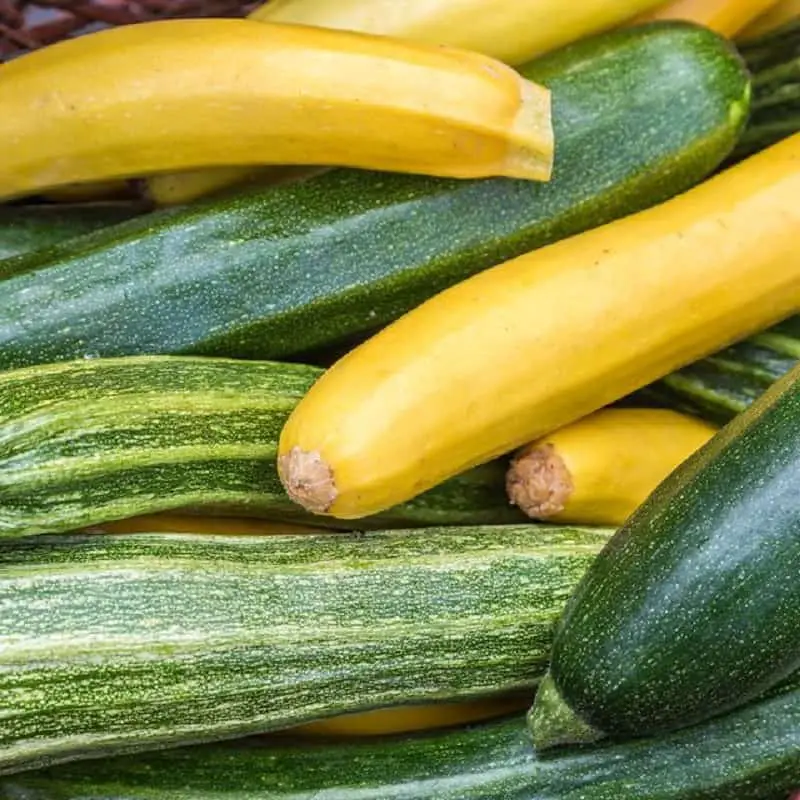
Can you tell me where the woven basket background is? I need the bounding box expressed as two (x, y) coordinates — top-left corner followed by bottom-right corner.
(0, 0), (260, 60)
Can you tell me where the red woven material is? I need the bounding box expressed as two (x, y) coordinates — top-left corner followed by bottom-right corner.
(0, 0), (260, 60)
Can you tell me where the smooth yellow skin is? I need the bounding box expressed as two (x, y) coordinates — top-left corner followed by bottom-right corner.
(148, 0), (662, 206)
(738, 0), (800, 38)
(629, 0), (783, 35)
(254, 0), (665, 66)
(84, 513), (323, 536)
(286, 694), (529, 738)
(279, 133), (800, 519)
(521, 408), (717, 526)
(0, 18), (552, 202)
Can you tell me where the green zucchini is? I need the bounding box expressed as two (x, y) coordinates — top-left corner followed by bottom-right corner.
(0, 23), (749, 371)
(730, 19), (800, 162)
(7, 675), (800, 799)
(0, 523), (611, 774)
(529, 361), (800, 750)
(0, 355), (528, 537)
(0, 202), (145, 260)
(643, 315), (800, 423)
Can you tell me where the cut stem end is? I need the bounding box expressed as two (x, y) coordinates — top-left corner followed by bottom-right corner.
(506, 443), (574, 519)
(278, 446), (338, 515)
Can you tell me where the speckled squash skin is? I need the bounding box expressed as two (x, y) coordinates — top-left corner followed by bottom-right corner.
(0, 524), (611, 774)
(540, 361), (800, 741)
(6, 673), (800, 799)
(0, 23), (749, 371)
(646, 315), (800, 423)
(0, 356), (527, 537)
(0, 203), (143, 260)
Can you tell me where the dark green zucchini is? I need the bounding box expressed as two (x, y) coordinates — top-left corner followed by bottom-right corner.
(0, 202), (145, 260)
(0, 523), (611, 774)
(0, 355), (527, 537)
(730, 19), (800, 162)
(5, 673), (800, 799)
(642, 314), (800, 423)
(0, 23), (749, 371)
(529, 360), (800, 750)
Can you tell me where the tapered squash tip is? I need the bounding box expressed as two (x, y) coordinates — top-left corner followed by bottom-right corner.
(528, 672), (605, 752)
(506, 444), (573, 519)
(278, 446), (338, 514)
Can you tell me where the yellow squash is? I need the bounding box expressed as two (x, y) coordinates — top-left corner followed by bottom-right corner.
(505, 408), (717, 526)
(254, 0), (666, 67)
(739, 0), (800, 37)
(287, 694), (530, 738)
(278, 133), (800, 519)
(0, 18), (553, 202)
(83, 513), (324, 536)
(629, 0), (783, 36)
(147, 0), (663, 206)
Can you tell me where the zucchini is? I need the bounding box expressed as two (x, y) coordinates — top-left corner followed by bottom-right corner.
(529, 359), (800, 749)
(0, 23), (749, 371)
(730, 19), (800, 161)
(0, 356), (526, 538)
(628, 0), (780, 36)
(0, 202), (145, 260)
(506, 408), (717, 526)
(0, 523), (612, 773)
(7, 674), (800, 799)
(739, 0), (800, 39)
(276, 133), (800, 522)
(643, 315), (800, 423)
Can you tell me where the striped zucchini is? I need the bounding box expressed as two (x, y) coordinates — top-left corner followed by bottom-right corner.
(0, 356), (526, 537)
(0, 524), (611, 774)
(6, 674), (800, 799)
(0, 23), (749, 371)
(729, 19), (800, 162)
(0, 203), (145, 261)
(643, 315), (800, 423)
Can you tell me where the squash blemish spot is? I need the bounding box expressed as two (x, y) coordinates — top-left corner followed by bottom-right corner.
(278, 447), (338, 514)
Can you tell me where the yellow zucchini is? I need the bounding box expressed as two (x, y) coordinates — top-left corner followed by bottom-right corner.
(630, 0), (783, 36)
(0, 19), (553, 202)
(253, 0), (665, 67)
(286, 694), (530, 738)
(146, 0), (662, 206)
(277, 133), (800, 520)
(738, 0), (800, 37)
(83, 513), (324, 536)
(505, 408), (717, 526)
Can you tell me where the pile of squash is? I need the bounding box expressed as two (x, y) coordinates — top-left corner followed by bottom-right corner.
(0, 0), (799, 798)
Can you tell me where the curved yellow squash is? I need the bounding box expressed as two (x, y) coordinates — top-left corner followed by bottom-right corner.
(506, 408), (717, 526)
(146, 0), (661, 206)
(278, 133), (800, 519)
(0, 18), (552, 202)
(255, 0), (665, 66)
(629, 0), (782, 36)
